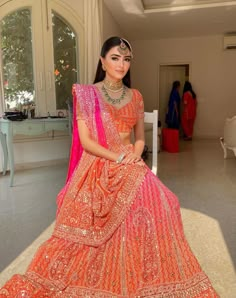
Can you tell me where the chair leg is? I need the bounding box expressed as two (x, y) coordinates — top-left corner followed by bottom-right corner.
(158, 135), (161, 153)
(233, 149), (236, 158)
(0, 132), (8, 175)
(220, 137), (227, 159)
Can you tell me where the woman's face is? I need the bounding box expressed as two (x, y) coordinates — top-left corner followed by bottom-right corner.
(101, 46), (131, 82)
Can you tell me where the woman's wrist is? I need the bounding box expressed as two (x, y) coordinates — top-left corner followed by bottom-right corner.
(133, 149), (143, 158)
(133, 152), (142, 158)
(134, 141), (145, 158)
(116, 153), (125, 164)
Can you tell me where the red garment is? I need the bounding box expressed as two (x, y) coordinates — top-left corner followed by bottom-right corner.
(182, 91), (197, 137)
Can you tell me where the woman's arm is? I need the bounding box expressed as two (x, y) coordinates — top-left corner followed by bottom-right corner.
(122, 117), (144, 165)
(133, 117), (145, 156)
(183, 92), (191, 119)
(77, 119), (120, 162)
(174, 101), (178, 116)
(121, 89), (145, 164)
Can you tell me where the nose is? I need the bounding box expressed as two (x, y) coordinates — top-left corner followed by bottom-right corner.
(118, 59), (124, 68)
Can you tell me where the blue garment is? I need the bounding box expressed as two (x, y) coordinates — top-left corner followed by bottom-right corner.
(165, 89), (181, 129)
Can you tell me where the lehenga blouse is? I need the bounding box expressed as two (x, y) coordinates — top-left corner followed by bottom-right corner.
(76, 87), (144, 133)
(103, 89), (145, 133)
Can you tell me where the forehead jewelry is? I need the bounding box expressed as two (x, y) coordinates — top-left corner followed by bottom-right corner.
(118, 39), (132, 57)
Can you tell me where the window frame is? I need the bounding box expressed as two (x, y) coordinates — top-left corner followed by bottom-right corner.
(0, 0), (84, 117)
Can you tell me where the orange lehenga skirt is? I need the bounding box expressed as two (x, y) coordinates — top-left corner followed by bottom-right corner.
(0, 167), (218, 297)
(0, 85), (218, 297)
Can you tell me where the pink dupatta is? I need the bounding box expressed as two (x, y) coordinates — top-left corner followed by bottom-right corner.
(66, 85), (107, 181)
(56, 85), (108, 216)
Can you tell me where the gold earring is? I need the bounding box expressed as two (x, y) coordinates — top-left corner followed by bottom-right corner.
(102, 64), (106, 71)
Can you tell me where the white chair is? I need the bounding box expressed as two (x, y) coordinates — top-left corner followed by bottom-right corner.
(144, 110), (158, 175)
(220, 116), (236, 158)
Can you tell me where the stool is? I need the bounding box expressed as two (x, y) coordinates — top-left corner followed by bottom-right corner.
(162, 128), (179, 153)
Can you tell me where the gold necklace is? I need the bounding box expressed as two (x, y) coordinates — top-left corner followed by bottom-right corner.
(102, 85), (126, 105)
(103, 79), (123, 93)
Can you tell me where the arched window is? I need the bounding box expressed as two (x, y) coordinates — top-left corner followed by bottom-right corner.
(52, 12), (77, 110)
(0, 0), (83, 116)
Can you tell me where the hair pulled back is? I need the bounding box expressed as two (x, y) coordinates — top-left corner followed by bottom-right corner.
(183, 81), (196, 99)
(93, 36), (132, 88)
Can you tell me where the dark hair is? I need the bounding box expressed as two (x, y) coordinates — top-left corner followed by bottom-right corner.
(183, 81), (196, 99)
(93, 36), (132, 87)
(172, 80), (180, 91)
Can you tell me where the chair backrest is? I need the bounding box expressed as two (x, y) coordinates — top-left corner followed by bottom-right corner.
(224, 116), (236, 147)
(144, 110), (158, 175)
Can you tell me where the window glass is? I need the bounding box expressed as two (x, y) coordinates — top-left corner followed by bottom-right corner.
(1, 9), (34, 111)
(52, 12), (78, 110)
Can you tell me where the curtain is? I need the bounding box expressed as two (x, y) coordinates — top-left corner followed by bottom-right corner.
(84, 0), (103, 84)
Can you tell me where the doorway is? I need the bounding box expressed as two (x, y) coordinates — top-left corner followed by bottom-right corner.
(158, 64), (190, 130)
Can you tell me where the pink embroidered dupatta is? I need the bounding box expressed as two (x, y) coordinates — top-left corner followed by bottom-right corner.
(66, 85), (108, 182)
(56, 84), (108, 216)
(54, 84), (147, 246)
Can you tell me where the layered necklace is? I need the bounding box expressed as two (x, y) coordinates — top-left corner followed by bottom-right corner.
(102, 79), (126, 105)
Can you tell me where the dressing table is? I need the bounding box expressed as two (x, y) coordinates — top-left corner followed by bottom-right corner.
(0, 117), (69, 186)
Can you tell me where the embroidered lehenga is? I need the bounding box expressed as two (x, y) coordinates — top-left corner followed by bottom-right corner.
(0, 85), (218, 297)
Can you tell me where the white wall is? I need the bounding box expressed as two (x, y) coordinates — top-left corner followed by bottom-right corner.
(14, 137), (70, 166)
(60, 0), (84, 21)
(131, 35), (236, 138)
(102, 2), (124, 41)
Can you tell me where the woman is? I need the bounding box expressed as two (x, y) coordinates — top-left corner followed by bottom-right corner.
(0, 37), (218, 297)
(165, 80), (181, 129)
(182, 81), (197, 140)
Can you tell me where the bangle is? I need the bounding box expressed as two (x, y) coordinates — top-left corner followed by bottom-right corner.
(116, 153), (125, 164)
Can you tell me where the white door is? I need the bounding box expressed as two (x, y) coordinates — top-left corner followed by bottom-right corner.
(159, 65), (189, 129)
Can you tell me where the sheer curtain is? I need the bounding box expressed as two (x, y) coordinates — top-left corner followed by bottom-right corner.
(84, 0), (102, 84)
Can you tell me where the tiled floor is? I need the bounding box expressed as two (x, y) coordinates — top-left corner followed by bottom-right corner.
(0, 162), (67, 271)
(0, 139), (235, 297)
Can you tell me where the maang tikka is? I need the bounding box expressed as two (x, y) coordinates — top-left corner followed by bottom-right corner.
(118, 39), (133, 58)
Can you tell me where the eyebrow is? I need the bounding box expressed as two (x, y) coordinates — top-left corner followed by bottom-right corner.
(110, 54), (132, 58)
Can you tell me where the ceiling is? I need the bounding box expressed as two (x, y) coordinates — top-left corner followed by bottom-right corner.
(103, 0), (236, 40)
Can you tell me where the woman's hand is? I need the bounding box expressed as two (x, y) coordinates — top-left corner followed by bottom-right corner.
(122, 152), (142, 164)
